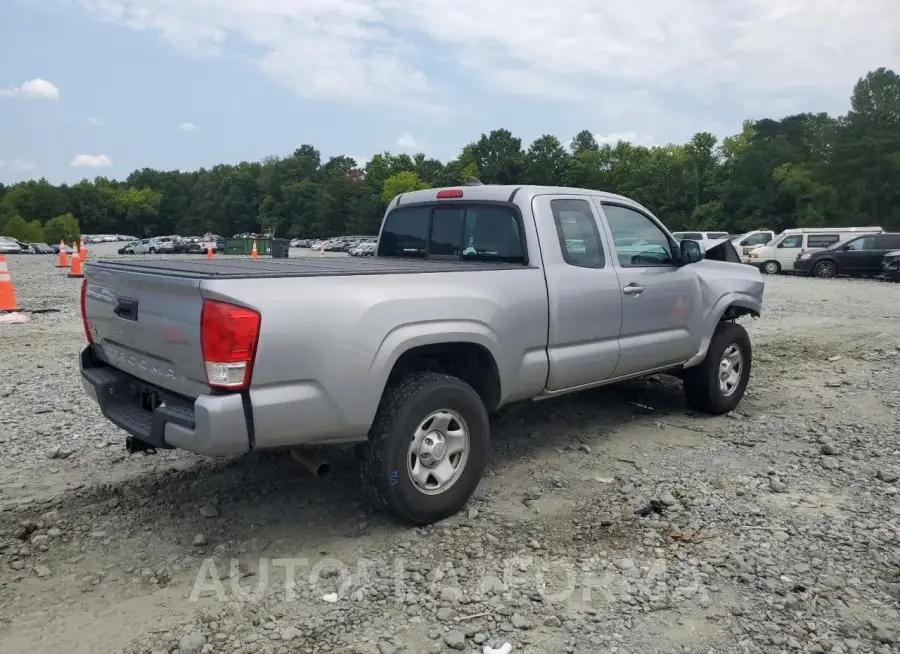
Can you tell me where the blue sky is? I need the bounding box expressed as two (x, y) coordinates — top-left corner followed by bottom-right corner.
(1, 0), (896, 185)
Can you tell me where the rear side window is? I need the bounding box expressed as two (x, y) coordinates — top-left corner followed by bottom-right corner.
(674, 232), (703, 240)
(550, 198), (605, 268)
(876, 234), (900, 249)
(378, 205), (430, 257)
(707, 232), (729, 239)
(845, 235), (876, 250)
(378, 203), (525, 263)
(807, 234), (839, 248)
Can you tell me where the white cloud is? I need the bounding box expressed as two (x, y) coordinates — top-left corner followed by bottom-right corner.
(88, 117), (104, 126)
(13, 159), (35, 171)
(347, 154), (370, 167)
(396, 133), (419, 150)
(66, 0), (897, 132)
(179, 122), (196, 131)
(71, 154), (112, 167)
(0, 78), (60, 100)
(594, 132), (655, 146)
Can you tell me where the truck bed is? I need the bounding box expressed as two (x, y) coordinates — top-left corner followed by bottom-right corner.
(86, 257), (532, 279)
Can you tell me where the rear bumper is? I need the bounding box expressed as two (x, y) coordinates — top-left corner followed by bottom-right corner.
(79, 346), (251, 456)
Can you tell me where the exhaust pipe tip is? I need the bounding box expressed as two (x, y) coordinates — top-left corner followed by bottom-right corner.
(290, 448), (331, 477)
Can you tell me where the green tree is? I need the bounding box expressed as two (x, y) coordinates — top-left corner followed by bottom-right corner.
(381, 171), (430, 204)
(524, 135), (569, 186)
(0, 67), (897, 238)
(43, 213), (81, 244)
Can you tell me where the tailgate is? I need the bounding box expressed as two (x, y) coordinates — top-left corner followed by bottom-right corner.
(84, 263), (209, 399)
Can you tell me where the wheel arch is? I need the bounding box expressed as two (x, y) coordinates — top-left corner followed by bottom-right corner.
(684, 295), (761, 368)
(366, 321), (506, 418)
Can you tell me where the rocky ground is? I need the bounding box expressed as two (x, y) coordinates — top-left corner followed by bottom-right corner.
(1, 248), (898, 654)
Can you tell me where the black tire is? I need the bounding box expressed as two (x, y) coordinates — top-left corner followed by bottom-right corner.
(682, 321), (752, 415)
(813, 260), (837, 278)
(356, 371), (489, 525)
(148, 248), (157, 254)
(762, 260), (780, 275)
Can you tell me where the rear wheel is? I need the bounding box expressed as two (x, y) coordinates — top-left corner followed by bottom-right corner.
(762, 260), (780, 275)
(814, 260), (837, 278)
(357, 372), (489, 525)
(682, 321), (752, 415)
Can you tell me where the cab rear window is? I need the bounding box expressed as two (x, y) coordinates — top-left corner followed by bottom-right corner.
(378, 203), (526, 263)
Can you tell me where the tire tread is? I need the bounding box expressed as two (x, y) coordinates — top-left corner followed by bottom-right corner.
(357, 371), (486, 524)
(683, 321), (752, 415)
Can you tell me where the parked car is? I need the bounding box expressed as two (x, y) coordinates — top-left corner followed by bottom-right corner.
(881, 250), (900, 280)
(51, 243), (75, 255)
(0, 237), (26, 253)
(730, 230), (776, 261)
(79, 184), (763, 525)
(172, 238), (204, 254)
(129, 237), (177, 254)
(29, 242), (54, 254)
(794, 232), (900, 278)
(349, 242), (376, 256)
(671, 231), (730, 252)
(748, 227), (883, 274)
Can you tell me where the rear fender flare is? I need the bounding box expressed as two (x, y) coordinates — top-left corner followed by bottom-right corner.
(359, 320), (503, 423)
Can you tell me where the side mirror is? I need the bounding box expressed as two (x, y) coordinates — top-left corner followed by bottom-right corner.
(680, 239), (703, 264)
(840, 245), (851, 251)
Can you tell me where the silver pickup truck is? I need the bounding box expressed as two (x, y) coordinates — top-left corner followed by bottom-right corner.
(79, 184), (764, 524)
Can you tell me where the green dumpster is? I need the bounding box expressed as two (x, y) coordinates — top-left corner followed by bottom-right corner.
(224, 238), (272, 255)
(271, 238), (290, 258)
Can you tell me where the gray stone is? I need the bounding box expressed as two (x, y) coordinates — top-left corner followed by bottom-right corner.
(179, 632), (206, 654)
(443, 630), (466, 650)
(658, 491), (676, 506)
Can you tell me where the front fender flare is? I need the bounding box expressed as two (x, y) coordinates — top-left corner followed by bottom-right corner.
(684, 293), (761, 368)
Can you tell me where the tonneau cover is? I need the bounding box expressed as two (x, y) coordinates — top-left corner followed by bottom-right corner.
(85, 257), (531, 279)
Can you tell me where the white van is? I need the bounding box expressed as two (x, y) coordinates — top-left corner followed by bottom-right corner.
(730, 230), (776, 261)
(671, 231), (730, 251)
(747, 227), (884, 274)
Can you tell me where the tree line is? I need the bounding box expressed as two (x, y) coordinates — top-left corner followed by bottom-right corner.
(1, 68), (898, 244)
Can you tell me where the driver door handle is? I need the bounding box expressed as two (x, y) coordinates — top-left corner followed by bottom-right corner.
(622, 283), (645, 296)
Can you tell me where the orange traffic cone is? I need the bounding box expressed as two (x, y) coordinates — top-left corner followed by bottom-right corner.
(79, 241), (88, 260)
(207, 246), (213, 259)
(68, 251), (83, 278)
(251, 240), (258, 259)
(0, 254), (18, 311)
(319, 246), (324, 257)
(56, 240), (69, 268)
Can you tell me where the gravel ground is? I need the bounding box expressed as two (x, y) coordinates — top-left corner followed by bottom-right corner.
(1, 247), (899, 654)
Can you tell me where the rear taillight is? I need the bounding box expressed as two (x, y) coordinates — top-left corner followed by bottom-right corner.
(80, 279), (92, 343)
(200, 299), (260, 391)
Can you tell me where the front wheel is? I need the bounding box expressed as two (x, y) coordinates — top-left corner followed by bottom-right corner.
(682, 321), (752, 415)
(357, 372), (489, 525)
(148, 248), (156, 254)
(762, 260), (781, 275)
(814, 260), (837, 278)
